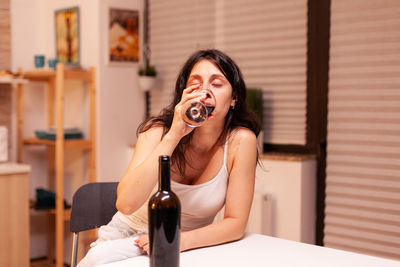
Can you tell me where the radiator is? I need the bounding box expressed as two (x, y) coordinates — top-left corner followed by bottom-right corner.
(214, 191), (272, 236)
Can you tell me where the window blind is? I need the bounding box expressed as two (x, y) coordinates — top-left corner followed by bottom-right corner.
(325, 0), (400, 260)
(149, 0), (308, 145)
(148, 0), (215, 115)
(220, 0), (308, 145)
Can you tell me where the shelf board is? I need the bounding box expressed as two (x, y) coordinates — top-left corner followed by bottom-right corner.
(64, 69), (92, 81)
(30, 207), (71, 221)
(23, 69), (55, 81)
(23, 137), (92, 150)
(23, 68), (91, 82)
(48, 208), (71, 221)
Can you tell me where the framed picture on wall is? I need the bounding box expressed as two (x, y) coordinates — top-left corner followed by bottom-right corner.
(109, 8), (139, 64)
(55, 6), (80, 65)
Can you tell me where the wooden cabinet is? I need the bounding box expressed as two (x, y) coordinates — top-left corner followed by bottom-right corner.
(255, 154), (316, 244)
(17, 63), (96, 267)
(0, 163), (30, 267)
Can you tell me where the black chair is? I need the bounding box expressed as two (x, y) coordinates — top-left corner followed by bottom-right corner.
(70, 182), (119, 267)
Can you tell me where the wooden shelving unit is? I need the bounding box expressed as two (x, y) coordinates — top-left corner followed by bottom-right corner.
(17, 63), (96, 267)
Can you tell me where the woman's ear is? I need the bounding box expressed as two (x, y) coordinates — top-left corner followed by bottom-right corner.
(230, 97), (237, 108)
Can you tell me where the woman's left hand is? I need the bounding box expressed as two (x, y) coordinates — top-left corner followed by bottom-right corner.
(135, 234), (150, 254)
(135, 233), (188, 254)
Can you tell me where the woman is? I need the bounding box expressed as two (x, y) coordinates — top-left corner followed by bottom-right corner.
(78, 49), (260, 266)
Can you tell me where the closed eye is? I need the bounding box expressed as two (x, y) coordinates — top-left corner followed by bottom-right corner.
(211, 83), (223, 88)
(188, 81), (201, 87)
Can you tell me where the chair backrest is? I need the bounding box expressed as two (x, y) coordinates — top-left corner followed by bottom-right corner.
(70, 182), (118, 233)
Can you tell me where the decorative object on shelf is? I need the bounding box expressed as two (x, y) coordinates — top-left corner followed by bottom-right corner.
(0, 70), (25, 84)
(0, 70), (15, 78)
(138, 64), (157, 76)
(48, 58), (58, 69)
(109, 8), (139, 63)
(34, 188), (71, 210)
(34, 127), (83, 140)
(55, 6), (80, 65)
(34, 54), (45, 68)
(138, 64), (157, 92)
(246, 88), (264, 153)
(247, 88), (264, 124)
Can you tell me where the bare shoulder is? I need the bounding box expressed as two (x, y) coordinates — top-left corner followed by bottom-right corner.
(135, 126), (165, 151)
(138, 125), (164, 140)
(226, 127), (257, 171)
(131, 126), (165, 168)
(229, 127), (257, 149)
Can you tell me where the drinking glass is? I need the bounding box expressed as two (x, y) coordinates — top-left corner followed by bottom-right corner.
(181, 88), (216, 127)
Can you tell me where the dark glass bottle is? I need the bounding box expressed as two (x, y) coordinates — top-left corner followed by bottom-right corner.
(148, 155), (181, 267)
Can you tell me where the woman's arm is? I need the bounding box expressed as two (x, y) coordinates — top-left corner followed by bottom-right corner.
(117, 84), (203, 215)
(136, 128), (258, 252)
(116, 127), (180, 214)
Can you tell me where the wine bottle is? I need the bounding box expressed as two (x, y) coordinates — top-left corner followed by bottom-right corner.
(148, 155), (181, 267)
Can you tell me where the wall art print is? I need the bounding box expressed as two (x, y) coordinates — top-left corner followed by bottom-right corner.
(109, 8), (139, 63)
(55, 6), (80, 65)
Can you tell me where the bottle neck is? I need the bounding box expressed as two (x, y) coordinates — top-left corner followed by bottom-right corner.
(159, 157), (171, 191)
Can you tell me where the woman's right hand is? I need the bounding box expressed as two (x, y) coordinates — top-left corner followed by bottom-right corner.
(167, 84), (204, 140)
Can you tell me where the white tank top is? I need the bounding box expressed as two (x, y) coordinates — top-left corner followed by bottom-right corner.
(116, 135), (229, 233)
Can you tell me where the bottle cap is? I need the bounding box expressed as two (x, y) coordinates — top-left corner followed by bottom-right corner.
(159, 155), (170, 162)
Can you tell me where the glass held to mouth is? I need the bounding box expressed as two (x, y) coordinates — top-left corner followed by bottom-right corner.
(181, 88), (216, 127)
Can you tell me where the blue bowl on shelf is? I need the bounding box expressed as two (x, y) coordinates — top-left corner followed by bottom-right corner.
(48, 59), (58, 69)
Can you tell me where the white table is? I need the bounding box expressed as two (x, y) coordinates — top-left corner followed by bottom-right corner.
(99, 234), (399, 267)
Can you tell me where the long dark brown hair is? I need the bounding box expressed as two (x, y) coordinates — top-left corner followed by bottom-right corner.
(137, 49), (261, 176)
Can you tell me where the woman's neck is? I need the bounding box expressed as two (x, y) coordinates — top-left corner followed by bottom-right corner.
(191, 122), (225, 153)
